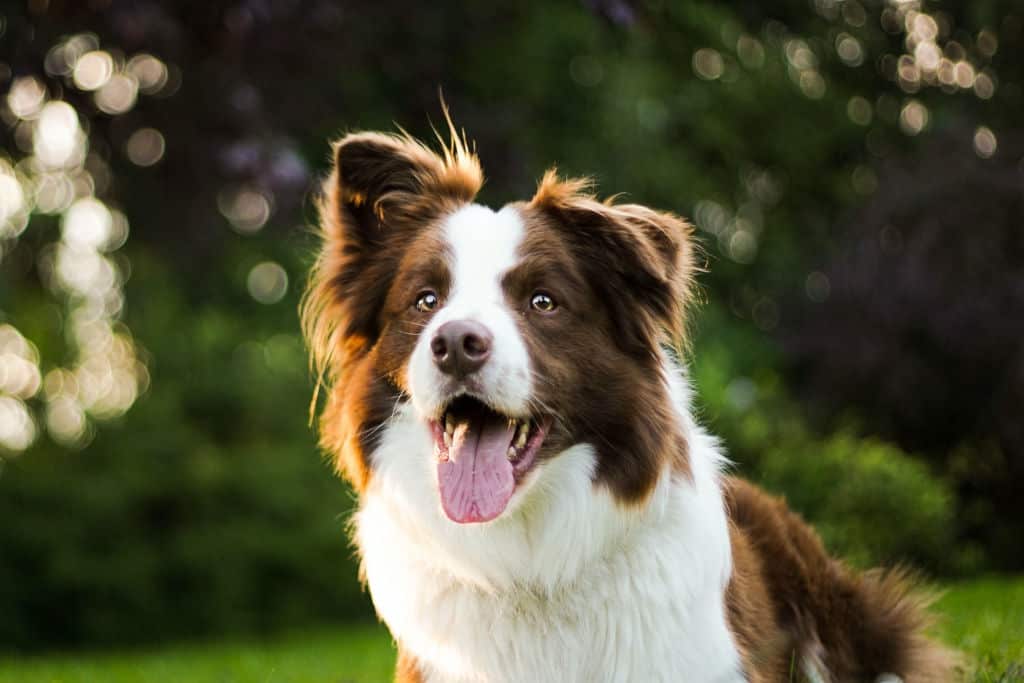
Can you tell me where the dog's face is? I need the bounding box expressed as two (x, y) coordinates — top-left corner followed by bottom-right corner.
(304, 130), (695, 524)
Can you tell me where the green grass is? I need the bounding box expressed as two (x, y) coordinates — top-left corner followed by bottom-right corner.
(0, 624), (396, 683)
(935, 578), (1024, 682)
(2, 578), (1021, 683)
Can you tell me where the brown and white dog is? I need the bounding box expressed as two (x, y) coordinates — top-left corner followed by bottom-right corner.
(302, 125), (956, 683)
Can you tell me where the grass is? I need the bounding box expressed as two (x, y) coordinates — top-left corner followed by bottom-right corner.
(935, 577), (1024, 682)
(1, 578), (1021, 683)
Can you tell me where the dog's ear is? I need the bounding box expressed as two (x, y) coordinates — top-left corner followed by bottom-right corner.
(530, 171), (696, 356)
(328, 131), (482, 244)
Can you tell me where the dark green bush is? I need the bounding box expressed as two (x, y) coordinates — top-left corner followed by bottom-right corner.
(691, 301), (965, 574)
(756, 432), (959, 572)
(0, 250), (372, 651)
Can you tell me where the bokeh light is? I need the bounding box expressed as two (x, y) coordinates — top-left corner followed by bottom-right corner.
(0, 395), (36, 452)
(0, 325), (42, 400)
(34, 101), (85, 168)
(0, 32), (161, 453)
(0, 160), (29, 239)
(46, 395), (88, 446)
(127, 54), (169, 94)
(72, 50), (114, 91)
(95, 74), (139, 115)
(62, 197), (113, 250)
(836, 33), (864, 67)
(973, 126), (997, 158)
(247, 261), (289, 304)
(125, 128), (166, 166)
(973, 72), (995, 99)
(899, 99), (928, 135)
(692, 48), (724, 81)
(6, 76), (46, 119)
(219, 185), (272, 233)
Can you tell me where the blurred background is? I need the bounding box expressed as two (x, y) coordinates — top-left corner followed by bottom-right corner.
(0, 0), (1022, 656)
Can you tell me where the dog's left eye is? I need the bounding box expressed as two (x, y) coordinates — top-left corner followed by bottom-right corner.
(415, 291), (439, 312)
(530, 292), (557, 313)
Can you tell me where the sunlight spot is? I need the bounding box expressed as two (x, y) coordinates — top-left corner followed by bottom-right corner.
(0, 161), (28, 238)
(692, 49), (724, 80)
(0, 396), (36, 452)
(247, 261), (289, 304)
(973, 127), (997, 159)
(953, 61), (975, 89)
(799, 70), (827, 99)
(62, 197), (112, 250)
(898, 100), (928, 135)
(836, 34), (864, 67)
(46, 396), (88, 446)
(218, 185), (272, 233)
(95, 74), (138, 114)
(727, 230), (757, 264)
(125, 128), (165, 167)
(973, 72), (995, 99)
(7, 76), (46, 119)
(785, 40), (817, 70)
(976, 30), (998, 58)
(72, 50), (113, 91)
(127, 54), (169, 94)
(34, 101), (84, 168)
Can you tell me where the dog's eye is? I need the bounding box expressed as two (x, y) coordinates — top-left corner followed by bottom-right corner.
(530, 292), (557, 313)
(415, 291), (439, 312)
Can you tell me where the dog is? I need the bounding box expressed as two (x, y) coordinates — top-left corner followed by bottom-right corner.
(301, 124), (956, 682)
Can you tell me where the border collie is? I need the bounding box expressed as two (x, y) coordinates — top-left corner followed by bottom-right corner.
(301, 124), (956, 683)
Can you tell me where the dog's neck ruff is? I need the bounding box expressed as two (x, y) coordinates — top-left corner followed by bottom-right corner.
(354, 361), (746, 682)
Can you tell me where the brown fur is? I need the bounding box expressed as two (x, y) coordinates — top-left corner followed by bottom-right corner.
(725, 477), (959, 682)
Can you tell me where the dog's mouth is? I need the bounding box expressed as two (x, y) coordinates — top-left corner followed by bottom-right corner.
(429, 395), (551, 524)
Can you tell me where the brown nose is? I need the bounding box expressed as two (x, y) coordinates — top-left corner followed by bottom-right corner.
(431, 320), (493, 378)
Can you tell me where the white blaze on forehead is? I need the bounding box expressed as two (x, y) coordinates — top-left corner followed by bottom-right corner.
(444, 204), (524, 306)
(406, 203), (533, 417)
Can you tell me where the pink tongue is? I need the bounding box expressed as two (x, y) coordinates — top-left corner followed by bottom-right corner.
(438, 416), (516, 524)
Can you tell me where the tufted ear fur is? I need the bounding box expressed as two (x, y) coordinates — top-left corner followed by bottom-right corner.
(330, 131), (483, 248)
(529, 170), (697, 358)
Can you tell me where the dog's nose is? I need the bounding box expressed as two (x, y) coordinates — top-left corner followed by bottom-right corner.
(431, 320), (493, 378)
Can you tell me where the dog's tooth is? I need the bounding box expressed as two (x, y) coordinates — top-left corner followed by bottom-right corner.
(443, 431), (452, 449)
(445, 413), (454, 436)
(515, 421), (529, 448)
(507, 446), (518, 461)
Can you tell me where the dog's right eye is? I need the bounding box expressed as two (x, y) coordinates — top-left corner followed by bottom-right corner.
(415, 291), (439, 312)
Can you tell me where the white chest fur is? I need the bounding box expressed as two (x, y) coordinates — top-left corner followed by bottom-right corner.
(354, 395), (746, 683)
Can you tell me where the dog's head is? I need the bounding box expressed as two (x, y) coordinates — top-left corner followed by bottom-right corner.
(303, 127), (696, 524)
